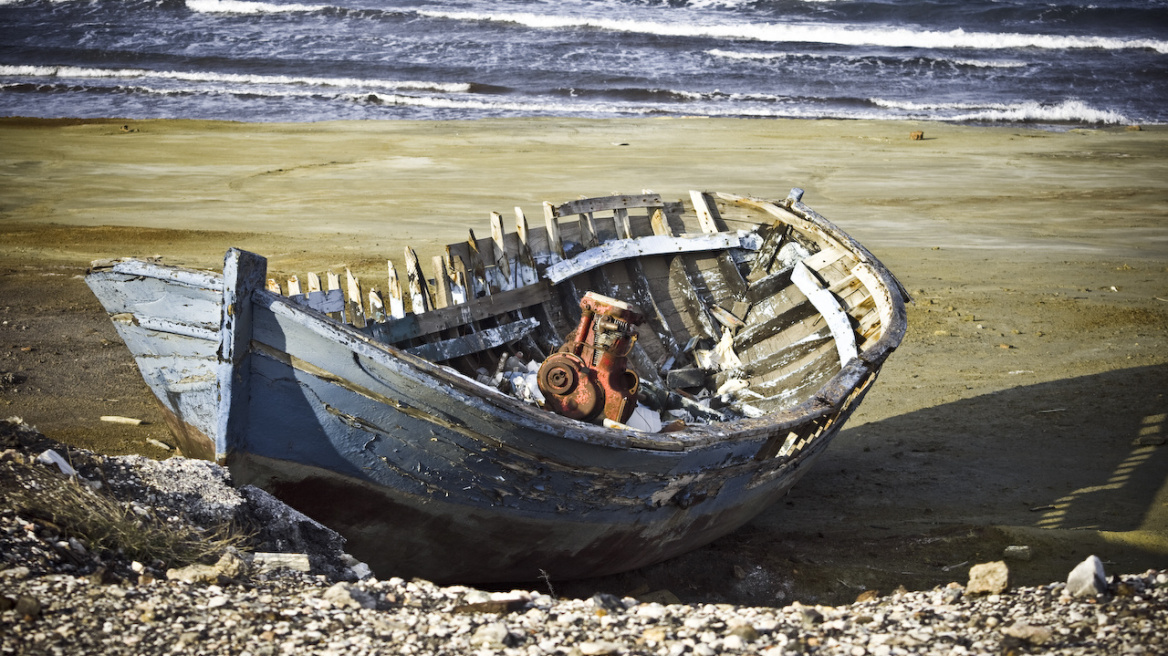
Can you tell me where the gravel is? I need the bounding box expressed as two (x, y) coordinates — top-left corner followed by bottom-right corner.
(2, 418), (1165, 655)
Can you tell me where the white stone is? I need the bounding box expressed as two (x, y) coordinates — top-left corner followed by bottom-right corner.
(636, 603), (667, 620)
(1066, 555), (1107, 598)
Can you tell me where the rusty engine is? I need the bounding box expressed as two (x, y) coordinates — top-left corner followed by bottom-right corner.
(537, 292), (644, 424)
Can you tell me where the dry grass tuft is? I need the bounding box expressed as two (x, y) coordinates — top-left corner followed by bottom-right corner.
(4, 460), (252, 568)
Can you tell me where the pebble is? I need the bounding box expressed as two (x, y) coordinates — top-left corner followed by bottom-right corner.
(2, 420), (1167, 655)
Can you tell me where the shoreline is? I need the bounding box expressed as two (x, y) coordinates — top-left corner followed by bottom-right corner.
(1, 117), (1166, 607)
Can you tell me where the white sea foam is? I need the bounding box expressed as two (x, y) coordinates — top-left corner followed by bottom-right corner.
(418, 10), (1168, 54)
(707, 49), (1028, 68)
(186, 0), (326, 14)
(871, 97), (1129, 124)
(949, 99), (1130, 124)
(0, 65), (471, 94)
(353, 92), (654, 116)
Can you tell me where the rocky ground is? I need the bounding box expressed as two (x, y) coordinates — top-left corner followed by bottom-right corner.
(3, 418), (1165, 655)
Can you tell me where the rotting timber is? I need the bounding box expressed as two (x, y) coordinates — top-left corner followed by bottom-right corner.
(86, 189), (908, 583)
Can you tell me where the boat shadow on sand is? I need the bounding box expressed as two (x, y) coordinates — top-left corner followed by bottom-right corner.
(553, 364), (1168, 607)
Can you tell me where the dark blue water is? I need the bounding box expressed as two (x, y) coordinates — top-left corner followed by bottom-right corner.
(1, 0), (1165, 124)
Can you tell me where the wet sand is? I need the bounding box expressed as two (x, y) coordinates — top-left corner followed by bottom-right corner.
(1, 117), (1166, 605)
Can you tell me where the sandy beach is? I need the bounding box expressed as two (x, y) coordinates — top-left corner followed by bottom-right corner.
(1, 117), (1166, 606)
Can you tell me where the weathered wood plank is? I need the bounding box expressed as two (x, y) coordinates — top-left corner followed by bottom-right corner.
(791, 261), (858, 367)
(689, 190), (722, 235)
(465, 230), (491, 296)
(386, 260), (406, 319)
(543, 201), (565, 260)
(345, 269), (366, 328)
(514, 207), (539, 287)
(326, 271), (344, 322)
(404, 318), (539, 363)
(432, 255), (454, 309)
(287, 275), (301, 296)
(543, 231), (760, 284)
(265, 278), (280, 294)
(489, 212), (513, 288)
(578, 211), (599, 250)
(405, 247), (432, 314)
(306, 271), (322, 293)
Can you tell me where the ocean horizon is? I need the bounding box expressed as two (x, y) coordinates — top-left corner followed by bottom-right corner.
(2, 0), (1166, 126)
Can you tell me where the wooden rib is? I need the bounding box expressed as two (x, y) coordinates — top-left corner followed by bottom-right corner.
(265, 278), (280, 294)
(690, 190), (721, 235)
(514, 207), (539, 287)
(286, 275), (302, 296)
(466, 229), (491, 296)
(448, 253), (470, 305)
(306, 271), (322, 294)
(368, 289), (386, 324)
(543, 201), (565, 260)
(344, 269), (365, 328)
(792, 261), (858, 367)
(431, 255), (454, 309)
(404, 246), (432, 314)
(489, 212), (513, 289)
(614, 207), (633, 240)
(578, 211), (599, 250)
(386, 260), (406, 319)
(326, 271), (345, 322)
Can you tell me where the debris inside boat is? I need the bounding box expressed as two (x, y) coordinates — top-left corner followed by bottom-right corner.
(87, 188), (908, 583)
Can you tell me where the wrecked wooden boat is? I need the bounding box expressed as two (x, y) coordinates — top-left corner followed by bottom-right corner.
(86, 189), (907, 583)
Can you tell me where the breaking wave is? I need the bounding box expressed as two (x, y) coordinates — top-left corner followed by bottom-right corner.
(417, 9), (1168, 54)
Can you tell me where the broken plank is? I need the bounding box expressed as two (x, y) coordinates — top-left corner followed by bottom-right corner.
(326, 271), (345, 322)
(386, 260), (406, 319)
(345, 269), (366, 328)
(432, 255), (454, 309)
(403, 318), (540, 363)
(405, 246), (432, 314)
(542, 201), (565, 260)
(489, 212), (513, 288)
(368, 289), (386, 323)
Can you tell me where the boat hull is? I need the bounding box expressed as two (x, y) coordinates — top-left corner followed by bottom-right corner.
(87, 189), (907, 582)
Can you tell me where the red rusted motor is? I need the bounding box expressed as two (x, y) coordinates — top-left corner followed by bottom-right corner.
(538, 292), (644, 424)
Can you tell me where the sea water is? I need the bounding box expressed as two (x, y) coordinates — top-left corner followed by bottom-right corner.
(1, 0), (1165, 125)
